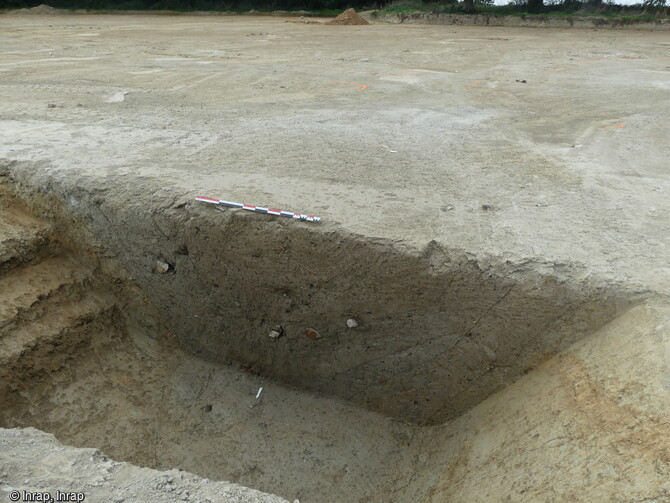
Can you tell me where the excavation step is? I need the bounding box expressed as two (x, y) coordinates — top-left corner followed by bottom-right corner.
(0, 255), (93, 329)
(0, 205), (52, 270)
(0, 290), (116, 364)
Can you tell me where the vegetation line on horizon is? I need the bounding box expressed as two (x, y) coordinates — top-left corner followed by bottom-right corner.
(1, 0), (666, 19)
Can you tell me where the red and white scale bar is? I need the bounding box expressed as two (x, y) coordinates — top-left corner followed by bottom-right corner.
(196, 196), (321, 223)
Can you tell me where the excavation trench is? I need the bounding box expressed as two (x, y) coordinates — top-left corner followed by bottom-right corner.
(0, 171), (639, 502)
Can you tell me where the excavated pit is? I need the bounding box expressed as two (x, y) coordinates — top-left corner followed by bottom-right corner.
(0, 172), (640, 502)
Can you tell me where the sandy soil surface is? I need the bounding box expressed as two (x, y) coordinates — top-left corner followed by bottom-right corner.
(0, 428), (292, 503)
(0, 15), (668, 294)
(1, 13), (670, 503)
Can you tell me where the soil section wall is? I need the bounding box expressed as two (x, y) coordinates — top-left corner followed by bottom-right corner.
(2, 163), (638, 425)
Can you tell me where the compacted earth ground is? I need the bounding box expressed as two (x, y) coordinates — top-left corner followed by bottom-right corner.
(0, 12), (669, 503)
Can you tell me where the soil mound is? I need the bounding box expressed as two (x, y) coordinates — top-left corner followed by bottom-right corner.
(15, 4), (61, 14)
(327, 8), (369, 25)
